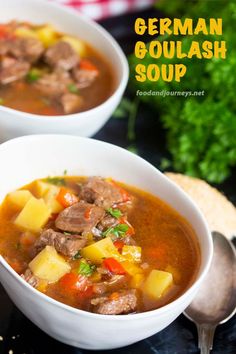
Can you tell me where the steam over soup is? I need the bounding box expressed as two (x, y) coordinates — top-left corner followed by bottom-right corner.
(0, 176), (200, 314)
(0, 21), (114, 115)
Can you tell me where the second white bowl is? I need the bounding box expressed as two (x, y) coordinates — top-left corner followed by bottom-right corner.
(0, 0), (129, 142)
(0, 135), (212, 350)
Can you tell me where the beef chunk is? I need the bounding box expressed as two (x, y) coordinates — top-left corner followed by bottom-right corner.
(34, 228), (87, 257)
(93, 275), (127, 295)
(60, 92), (83, 114)
(97, 215), (119, 232)
(9, 37), (44, 63)
(72, 67), (98, 88)
(80, 177), (125, 209)
(34, 70), (72, 97)
(44, 41), (79, 70)
(0, 56), (30, 84)
(21, 269), (39, 288)
(55, 201), (105, 233)
(91, 289), (137, 315)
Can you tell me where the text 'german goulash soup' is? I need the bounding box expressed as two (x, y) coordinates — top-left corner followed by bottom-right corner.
(0, 176), (200, 315)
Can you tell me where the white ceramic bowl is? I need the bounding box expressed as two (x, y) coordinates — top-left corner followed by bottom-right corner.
(0, 135), (213, 350)
(0, 0), (129, 142)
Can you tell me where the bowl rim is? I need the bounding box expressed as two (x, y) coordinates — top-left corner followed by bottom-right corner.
(0, 134), (213, 320)
(0, 0), (129, 121)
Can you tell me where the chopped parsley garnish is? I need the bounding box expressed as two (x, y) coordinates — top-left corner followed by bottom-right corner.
(73, 251), (82, 260)
(45, 176), (65, 186)
(78, 260), (96, 277)
(68, 83), (79, 94)
(102, 224), (128, 238)
(26, 69), (41, 83)
(107, 208), (122, 219)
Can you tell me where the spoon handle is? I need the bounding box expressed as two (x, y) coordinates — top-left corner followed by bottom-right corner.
(197, 324), (216, 354)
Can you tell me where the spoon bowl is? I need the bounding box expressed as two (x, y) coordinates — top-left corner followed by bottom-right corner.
(184, 232), (236, 353)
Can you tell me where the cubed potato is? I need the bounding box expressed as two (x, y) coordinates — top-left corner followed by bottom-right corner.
(36, 25), (58, 47)
(121, 261), (143, 276)
(142, 270), (173, 299)
(15, 26), (38, 38)
(61, 35), (87, 56)
(122, 245), (142, 263)
(34, 181), (51, 198)
(7, 190), (32, 209)
(29, 245), (71, 282)
(14, 196), (51, 232)
(80, 237), (120, 264)
(43, 185), (63, 214)
(130, 273), (145, 289)
(34, 181), (63, 213)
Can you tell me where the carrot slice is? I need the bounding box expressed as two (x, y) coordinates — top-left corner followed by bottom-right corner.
(56, 187), (79, 208)
(80, 59), (99, 73)
(59, 273), (91, 295)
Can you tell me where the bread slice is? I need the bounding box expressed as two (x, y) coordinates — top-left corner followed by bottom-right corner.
(165, 172), (236, 240)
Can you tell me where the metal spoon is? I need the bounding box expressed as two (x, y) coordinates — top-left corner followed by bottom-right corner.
(184, 232), (236, 354)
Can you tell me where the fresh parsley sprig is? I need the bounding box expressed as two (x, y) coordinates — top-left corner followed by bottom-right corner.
(78, 260), (96, 277)
(102, 224), (129, 238)
(106, 208), (122, 219)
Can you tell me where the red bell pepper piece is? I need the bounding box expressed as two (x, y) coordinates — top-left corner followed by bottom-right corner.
(113, 240), (125, 252)
(103, 258), (126, 275)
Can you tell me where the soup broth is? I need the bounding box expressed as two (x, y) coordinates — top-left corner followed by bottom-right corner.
(0, 176), (200, 314)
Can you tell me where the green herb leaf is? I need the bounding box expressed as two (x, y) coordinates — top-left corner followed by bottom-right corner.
(78, 260), (96, 276)
(26, 69), (41, 83)
(45, 176), (65, 186)
(106, 208), (122, 219)
(68, 83), (79, 94)
(102, 224), (128, 238)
